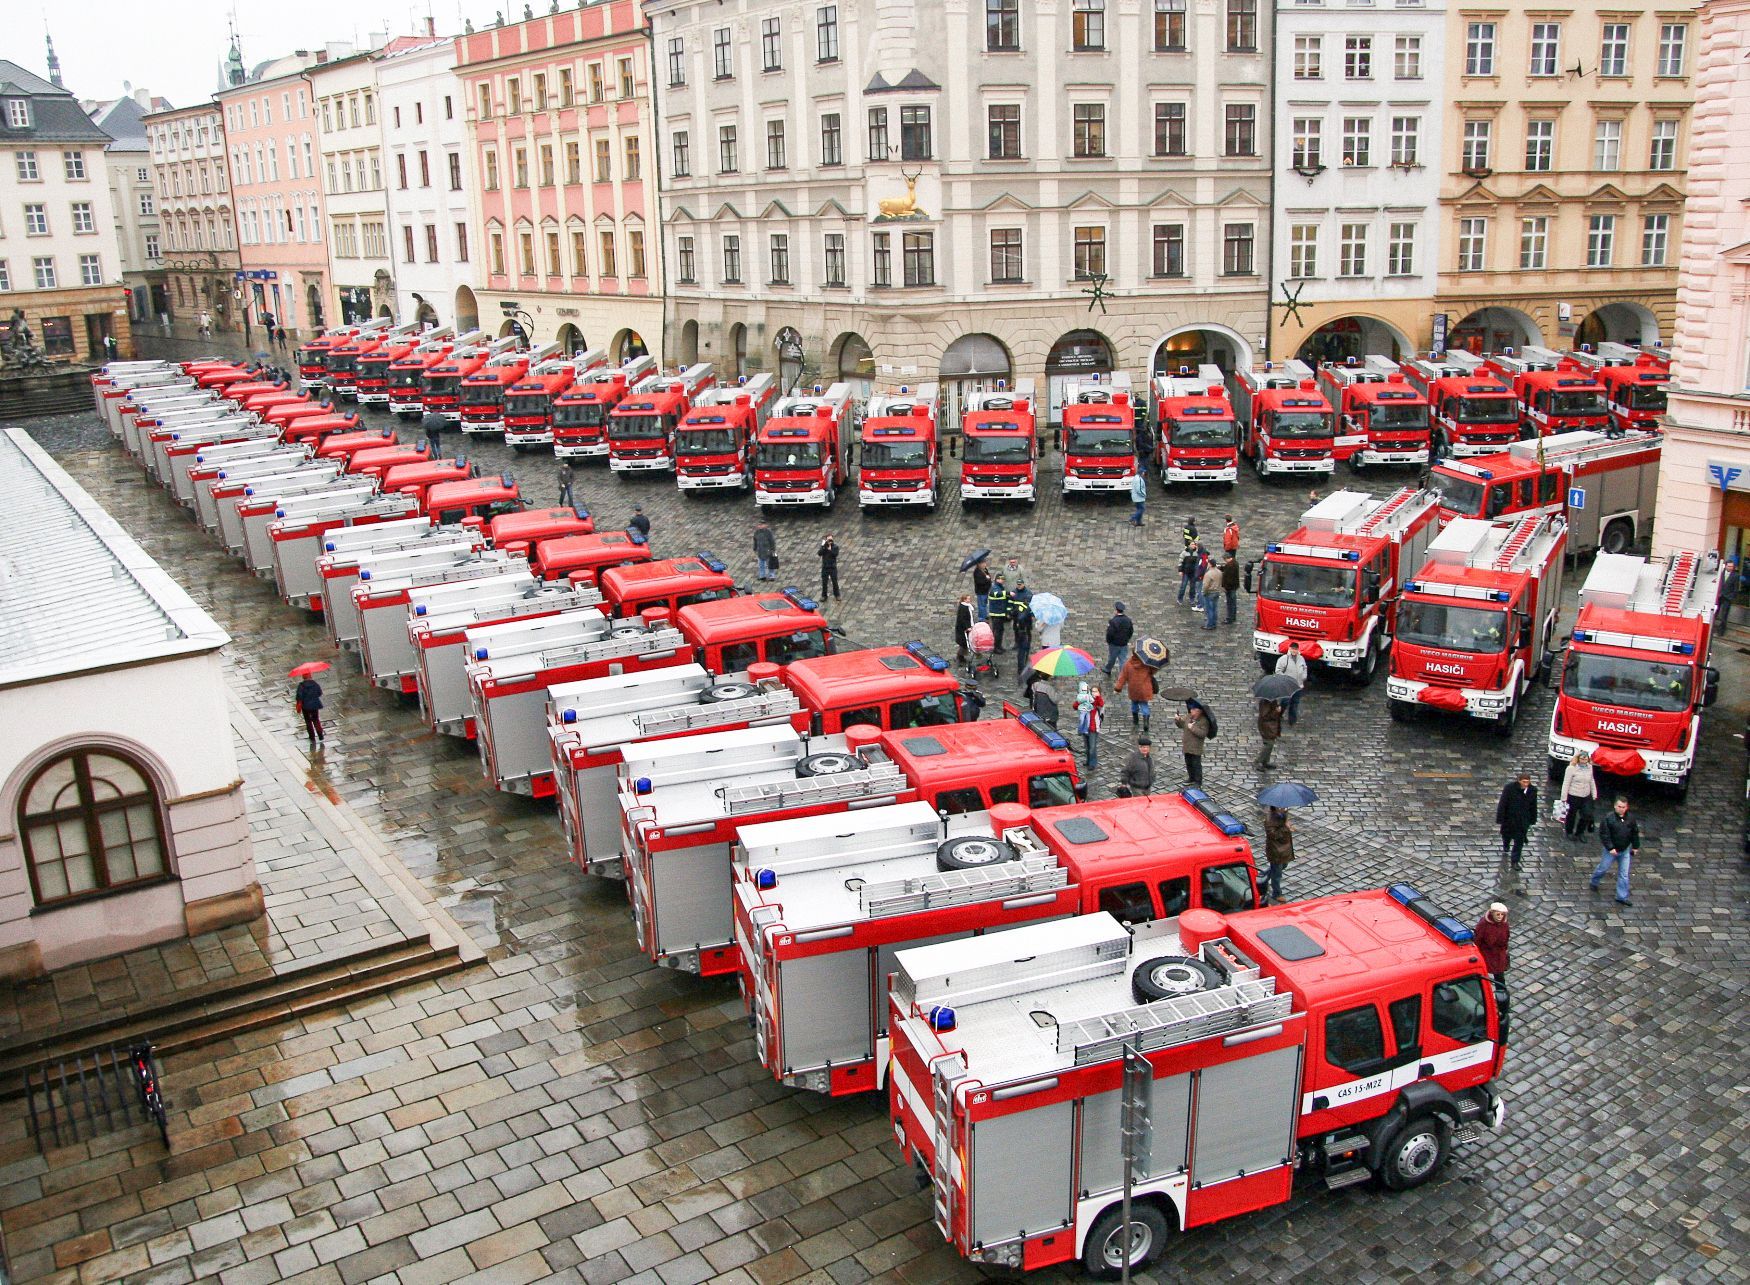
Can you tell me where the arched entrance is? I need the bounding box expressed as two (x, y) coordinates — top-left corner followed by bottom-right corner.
(1045, 329), (1115, 425)
(1150, 324), (1253, 379)
(454, 285), (479, 333)
(1294, 315), (1409, 366)
(414, 297), (439, 327)
(831, 331), (875, 401)
(774, 327), (805, 394)
(1575, 301), (1660, 349)
(555, 323), (585, 354)
(726, 323), (748, 377)
(612, 328), (649, 362)
(938, 333), (1014, 426)
(376, 303), (394, 320)
(1449, 306), (1540, 356)
(305, 282), (324, 330)
(677, 319), (699, 366)
(498, 318), (524, 341)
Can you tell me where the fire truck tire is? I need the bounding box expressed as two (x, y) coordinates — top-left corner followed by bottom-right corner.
(1492, 699), (1518, 738)
(1083, 1202), (1170, 1279)
(1389, 697), (1415, 723)
(701, 680), (759, 702)
(795, 751), (866, 778)
(1353, 639), (1381, 685)
(1254, 452), (1269, 481)
(824, 484), (836, 507)
(1375, 1114), (1451, 1191)
(1131, 955), (1224, 1003)
(1601, 520), (1633, 556)
(1258, 653), (1279, 674)
(935, 836), (1019, 872)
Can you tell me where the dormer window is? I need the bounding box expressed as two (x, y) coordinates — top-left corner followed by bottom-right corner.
(6, 98), (30, 128)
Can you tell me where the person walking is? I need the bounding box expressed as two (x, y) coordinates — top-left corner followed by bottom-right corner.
(1177, 543), (1201, 605)
(816, 535), (842, 600)
(753, 519), (778, 581)
(1495, 771), (1539, 870)
(557, 459), (576, 510)
(1222, 513), (1241, 556)
(1590, 796), (1641, 906)
(972, 560), (993, 621)
(1275, 642), (1309, 725)
(954, 593), (974, 666)
(1200, 560), (1223, 629)
(1255, 697), (1284, 768)
(1174, 698), (1212, 786)
(987, 574), (1012, 653)
(1011, 594), (1035, 680)
(628, 505), (651, 542)
(1114, 650), (1158, 737)
(294, 677), (325, 746)
(1128, 469), (1147, 526)
(1560, 750), (1597, 840)
(1260, 806), (1294, 904)
(1120, 737), (1155, 796)
(263, 312), (278, 347)
(1074, 681), (1105, 771)
(1219, 552), (1242, 625)
(1474, 903), (1510, 987)
(197, 309), (213, 339)
(1104, 603), (1134, 679)
(422, 408), (445, 459)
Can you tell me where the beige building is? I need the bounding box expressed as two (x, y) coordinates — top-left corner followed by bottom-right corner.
(1435, 3), (1694, 356)
(142, 101), (241, 334)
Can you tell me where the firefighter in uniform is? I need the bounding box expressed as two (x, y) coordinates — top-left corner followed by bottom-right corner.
(987, 574), (1012, 653)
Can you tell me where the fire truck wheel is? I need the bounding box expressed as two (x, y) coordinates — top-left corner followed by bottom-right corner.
(1083, 1202), (1169, 1279)
(1375, 1114), (1451, 1191)
(1389, 698), (1415, 723)
(1257, 653), (1279, 675)
(936, 836), (1019, 872)
(1491, 699), (1519, 738)
(1601, 520), (1633, 556)
(1353, 639), (1380, 685)
(795, 751), (867, 778)
(1131, 955), (1224, 1003)
(702, 680), (759, 702)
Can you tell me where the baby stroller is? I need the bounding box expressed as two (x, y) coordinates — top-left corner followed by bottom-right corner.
(967, 620), (998, 683)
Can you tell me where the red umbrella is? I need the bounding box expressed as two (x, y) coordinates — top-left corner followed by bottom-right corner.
(288, 662), (331, 679)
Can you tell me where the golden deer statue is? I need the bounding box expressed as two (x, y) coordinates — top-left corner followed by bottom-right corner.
(877, 168), (924, 219)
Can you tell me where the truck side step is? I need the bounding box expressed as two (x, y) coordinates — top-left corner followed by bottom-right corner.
(1324, 1164), (1372, 1190)
(1451, 1122), (1486, 1146)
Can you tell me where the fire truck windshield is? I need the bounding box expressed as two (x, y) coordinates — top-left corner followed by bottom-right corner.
(755, 441), (823, 469)
(612, 414), (666, 438)
(390, 369), (421, 390)
(1624, 385), (1668, 412)
(1397, 600), (1507, 653)
(1370, 404), (1427, 430)
(1065, 426), (1133, 455)
(1549, 390), (1607, 416)
(1272, 412), (1332, 438)
(862, 440), (929, 467)
(554, 402), (605, 427)
(328, 353), (358, 374)
(1260, 561), (1355, 608)
(1455, 396), (1520, 423)
(677, 427), (738, 453)
(1562, 653), (1691, 713)
(1169, 419), (1234, 447)
(424, 375), (459, 397)
(963, 436), (1031, 463)
(461, 382), (501, 405)
(1430, 471), (1485, 515)
(508, 393), (549, 414)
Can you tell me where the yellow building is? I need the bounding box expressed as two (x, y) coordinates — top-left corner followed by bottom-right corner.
(1435, 4), (1694, 355)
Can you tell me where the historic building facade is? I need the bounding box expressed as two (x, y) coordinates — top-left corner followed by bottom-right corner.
(142, 101), (241, 334)
(311, 48), (400, 326)
(86, 92), (167, 331)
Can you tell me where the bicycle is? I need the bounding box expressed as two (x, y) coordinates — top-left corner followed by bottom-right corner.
(129, 1042), (170, 1148)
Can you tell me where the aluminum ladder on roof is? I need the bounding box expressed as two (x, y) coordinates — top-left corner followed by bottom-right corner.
(1060, 978), (1294, 1067)
(1660, 551), (1699, 614)
(1490, 513), (1545, 571)
(1353, 486), (1428, 538)
(632, 689), (802, 737)
(859, 856), (1067, 919)
(720, 760), (907, 816)
(524, 626), (688, 671)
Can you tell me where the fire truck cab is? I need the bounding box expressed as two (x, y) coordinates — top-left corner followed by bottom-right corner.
(780, 643), (965, 733)
(1568, 342), (1671, 433)
(504, 348), (608, 450)
(675, 589), (832, 672)
(297, 320), (387, 387)
(889, 883), (1505, 1277)
(356, 326), (448, 406)
(387, 329), (475, 417)
(734, 783), (1243, 1096)
(1149, 365), (1237, 486)
(1388, 515), (1568, 734)
(423, 475), (523, 528)
(608, 363), (717, 472)
(327, 322), (421, 401)
(423, 336), (519, 422)
(959, 381), (1039, 504)
(1403, 352), (1522, 458)
(529, 530), (653, 583)
(485, 505), (595, 557)
(1483, 346), (1611, 437)
(1550, 550), (1723, 793)
(346, 444), (433, 479)
(754, 382), (857, 507)
(461, 343), (554, 436)
(859, 385), (941, 509)
(552, 355), (656, 459)
(675, 372), (778, 491)
(1316, 356), (1432, 470)
(1229, 360), (1336, 480)
(600, 553), (736, 618)
(1059, 376), (1138, 497)
(314, 427), (399, 464)
(380, 458), (475, 507)
(1254, 488), (1442, 684)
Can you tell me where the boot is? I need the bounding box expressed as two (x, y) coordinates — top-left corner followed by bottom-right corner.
(1141, 714), (1150, 737)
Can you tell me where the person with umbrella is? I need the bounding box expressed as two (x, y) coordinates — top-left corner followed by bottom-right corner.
(1256, 781), (1315, 904)
(1114, 641), (1163, 737)
(1255, 696), (1285, 769)
(1030, 592), (1068, 649)
(291, 662), (329, 746)
(422, 407), (446, 459)
(754, 519), (778, 581)
(967, 551), (994, 620)
(1174, 698), (1213, 786)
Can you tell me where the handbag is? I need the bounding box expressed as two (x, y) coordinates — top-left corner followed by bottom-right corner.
(1552, 799), (1569, 822)
(769, 554), (780, 570)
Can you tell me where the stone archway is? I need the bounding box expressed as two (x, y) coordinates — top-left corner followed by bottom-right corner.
(1294, 315), (1411, 366)
(498, 318), (523, 340)
(774, 327), (805, 394)
(1575, 301), (1660, 349)
(677, 319), (699, 366)
(1150, 324), (1255, 380)
(415, 298), (439, 327)
(727, 323), (748, 378)
(556, 323), (586, 354)
(1044, 328), (1116, 425)
(830, 331), (875, 401)
(1450, 306), (1541, 356)
(612, 329), (649, 362)
(454, 285), (479, 334)
(939, 333), (1014, 427)
(305, 282), (324, 330)
(376, 303), (394, 320)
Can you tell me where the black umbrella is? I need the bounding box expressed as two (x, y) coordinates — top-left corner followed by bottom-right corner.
(1159, 686), (1199, 701)
(1259, 781), (1318, 808)
(959, 547), (993, 573)
(1253, 673), (1303, 701)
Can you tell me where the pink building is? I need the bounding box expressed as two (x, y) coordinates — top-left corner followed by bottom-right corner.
(456, 1), (662, 360)
(1658, 0), (1750, 583)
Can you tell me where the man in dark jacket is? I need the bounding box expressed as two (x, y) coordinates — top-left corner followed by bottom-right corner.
(818, 535), (841, 599)
(954, 593), (974, 665)
(1255, 698), (1284, 768)
(1104, 602), (1134, 678)
(1120, 738), (1154, 795)
(294, 678), (325, 745)
(1011, 594), (1035, 680)
(1220, 552), (1242, 624)
(1177, 543), (1201, 604)
(972, 560), (993, 621)
(987, 574), (1012, 652)
(628, 505), (651, 541)
(422, 409), (445, 458)
(753, 520), (777, 580)
(1495, 772), (1539, 870)
(1590, 796), (1641, 905)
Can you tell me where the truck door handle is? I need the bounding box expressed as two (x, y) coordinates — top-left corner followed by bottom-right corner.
(1312, 1095), (1330, 1111)
(1419, 1062), (1436, 1078)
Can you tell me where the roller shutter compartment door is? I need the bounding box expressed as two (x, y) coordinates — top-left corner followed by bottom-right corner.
(970, 1101), (1074, 1248)
(778, 950), (873, 1073)
(1190, 1046), (1299, 1185)
(650, 842), (733, 954)
(1078, 1072), (1192, 1199)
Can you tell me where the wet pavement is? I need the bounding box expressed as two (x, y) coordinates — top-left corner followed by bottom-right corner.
(2, 352), (1747, 1283)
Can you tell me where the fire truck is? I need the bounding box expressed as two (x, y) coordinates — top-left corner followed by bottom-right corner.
(193, 450), (314, 533)
(1387, 515), (1568, 734)
(345, 443), (433, 480)
(735, 777), (1251, 1098)
(529, 530), (653, 584)
(780, 643), (965, 733)
(423, 336), (520, 423)
(1316, 356), (1432, 470)
(355, 556), (527, 690)
(552, 355), (656, 459)
(380, 458), (475, 508)
(503, 348), (608, 451)
(1403, 352), (1522, 458)
(1427, 428), (1662, 556)
(314, 427), (399, 464)
(211, 463), (343, 553)
(327, 322), (422, 401)
(484, 506), (593, 557)
(1059, 376), (1138, 498)
(675, 589), (832, 672)
(355, 327), (448, 406)
(241, 483), (381, 575)
(461, 343), (554, 436)
(1253, 488), (1442, 684)
(959, 381), (1039, 504)
(753, 383), (857, 507)
(297, 320), (388, 388)
(1568, 342), (1671, 433)
(890, 883), (1506, 1277)
(1483, 347), (1611, 437)
(319, 534), (492, 651)
(1149, 365), (1237, 486)
(279, 413), (365, 449)
(600, 554), (735, 619)
(675, 373), (779, 491)
(270, 493), (425, 609)
(181, 440), (304, 513)
(1229, 360), (1336, 480)
(1550, 550), (1724, 794)
(857, 385), (941, 509)
(608, 363), (717, 472)
(385, 329), (472, 416)
(423, 475), (524, 528)
(224, 468), (354, 561)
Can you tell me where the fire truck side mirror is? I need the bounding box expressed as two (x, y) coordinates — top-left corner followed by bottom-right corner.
(948, 437), (959, 459)
(1704, 666), (1721, 708)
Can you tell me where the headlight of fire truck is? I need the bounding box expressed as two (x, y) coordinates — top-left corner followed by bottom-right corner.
(1472, 693), (1507, 711)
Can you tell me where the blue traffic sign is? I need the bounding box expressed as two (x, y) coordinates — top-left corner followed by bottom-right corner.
(1568, 486), (1586, 510)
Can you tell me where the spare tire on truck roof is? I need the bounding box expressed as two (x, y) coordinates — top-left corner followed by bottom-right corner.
(935, 836), (1019, 872)
(794, 751), (865, 778)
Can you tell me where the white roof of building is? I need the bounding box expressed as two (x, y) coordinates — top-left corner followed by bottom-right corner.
(0, 429), (229, 687)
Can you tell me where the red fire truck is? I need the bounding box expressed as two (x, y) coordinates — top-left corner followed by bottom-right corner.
(608, 363), (717, 473)
(735, 781), (1250, 1097)
(959, 381), (1039, 504)
(387, 329), (479, 419)
(345, 443), (432, 479)
(1316, 356), (1432, 470)
(1388, 514), (1568, 734)
(1229, 360), (1336, 481)
(889, 883), (1506, 1277)
(356, 558), (533, 691)
(529, 530), (653, 584)
(1568, 342), (1671, 433)
(1403, 352), (1522, 458)
(675, 589), (832, 672)
(379, 458), (475, 507)
(296, 321), (386, 388)
(753, 383), (857, 507)
(779, 643), (965, 733)
(1059, 375), (1138, 499)
(486, 506), (595, 557)
(423, 475), (523, 528)
(461, 343), (554, 436)
(278, 413), (364, 447)
(675, 373), (778, 492)
(313, 427), (398, 464)
(1483, 346), (1611, 437)
(599, 553), (735, 618)
(262, 397), (337, 431)
(1549, 549), (1723, 794)
(857, 385), (941, 509)
(423, 336), (520, 422)
(1149, 365), (1237, 486)
(355, 327), (447, 406)
(328, 322), (421, 401)
(1427, 428), (1662, 556)
(1253, 488), (1442, 684)
(503, 348), (608, 451)
(552, 355), (656, 459)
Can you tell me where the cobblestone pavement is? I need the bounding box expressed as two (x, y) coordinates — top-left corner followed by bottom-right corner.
(4, 367), (1748, 1284)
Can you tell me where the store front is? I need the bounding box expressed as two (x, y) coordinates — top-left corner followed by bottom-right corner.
(339, 287), (373, 325)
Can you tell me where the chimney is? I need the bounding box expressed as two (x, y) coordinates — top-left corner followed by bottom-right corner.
(134, 86), (151, 109)
(426, 16), (436, 37)
(315, 50), (329, 64)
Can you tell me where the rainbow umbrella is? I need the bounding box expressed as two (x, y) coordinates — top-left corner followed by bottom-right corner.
(1026, 646), (1097, 678)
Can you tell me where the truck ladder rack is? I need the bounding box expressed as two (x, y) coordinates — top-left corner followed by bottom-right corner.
(930, 1062), (964, 1236)
(858, 856), (1067, 919)
(509, 625), (688, 673)
(1353, 487), (1432, 537)
(424, 588), (601, 631)
(720, 760), (907, 816)
(1060, 979), (1293, 1067)
(632, 689), (802, 737)
(1490, 513), (1545, 571)
(1660, 551), (1699, 614)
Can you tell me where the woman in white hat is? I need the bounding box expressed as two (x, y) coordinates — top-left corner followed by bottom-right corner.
(1474, 903), (1510, 987)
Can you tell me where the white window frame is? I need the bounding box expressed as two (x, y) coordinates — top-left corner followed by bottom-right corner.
(1586, 214), (1615, 268)
(1519, 217), (1548, 271)
(1457, 217), (1487, 271)
(1289, 223), (1318, 278)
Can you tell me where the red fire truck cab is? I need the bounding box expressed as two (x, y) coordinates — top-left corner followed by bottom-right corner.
(327, 323), (419, 401)
(355, 328), (446, 405)
(314, 428), (400, 464)
(297, 322), (383, 387)
(1568, 342), (1671, 433)
(959, 381), (1039, 504)
(486, 506), (595, 557)
(529, 530), (653, 583)
(1483, 347), (1611, 437)
(675, 589), (831, 671)
(503, 348), (608, 450)
(608, 363), (717, 472)
(1229, 360), (1336, 481)
(600, 553), (735, 618)
(1316, 355), (1432, 470)
(753, 383), (857, 507)
(1403, 352), (1522, 458)
(423, 475), (523, 528)
(859, 385), (941, 509)
(780, 643), (965, 733)
(423, 338), (517, 422)
(1149, 365), (1238, 486)
(388, 330), (477, 418)
(345, 444), (433, 479)
(552, 355), (656, 459)
(1059, 375), (1138, 498)
(380, 458), (475, 507)
(675, 373), (778, 491)
(278, 413), (364, 447)
(461, 343), (554, 435)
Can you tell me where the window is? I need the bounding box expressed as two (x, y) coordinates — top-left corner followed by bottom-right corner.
(1387, 222), (1416, 275)
(39, 315), (71, 354)
(872, 231), (891, 286)
(1431, 977), (1489, 1045)
(903, 231), (934, 286)
(722, 234), (741, 282)
(990, 228), (1024, 282)
(677, 235), (695, 282)
(490, 231), (504, 275)
(399, 224), (415, 263)
(396, 153), (408, 188)
(1519, 216), (1548, 270)
(818, 6), (840, 60)
(478, 84), (493, 120)
(1465, 22), (1496, 75)
(507, 79), (522, 114)
(1529, 23), (1561, 76)
(718, 125), (737, 173)
(762, 17), (783, 71)
(533, 73), (548, 110)
(1390, 116), (1420, 166)
(1097, 882), (1154, 925)
(537, 146), (551, 186)
(15, 150), (37, 180)
(667, 36), (685, 86)
(1224, 104), (1256, 156)
(1073, 225), (1107, 279)
(619, 59), (634, 98)
(571, 230), (588, 276)
(824, 233), (846, 285)
(456, 223), (469, 261)
(1642, 214), (1669, 267)
(71, 202), (95, 234)
(1227, 0), (1257, 51)
(1525, 119), (1554, 172)
(1153, 102), (1186, 156)
(1338, 223), (1367, 277)
(445, 94), (454, 120)
(1462, 120), (1491, 171)
(901, 106), (932, 160)
(1342, 117), (1371, 167)
(1395, 35), (1422, 79)
(599, 229), (617, 277)
(1658, 23), (1687, 76)
(144, 234), (159, 259)
(1594, 119), (1622, 171)
(594, 139), (612, 182)
(1600, 23), (1629, 77)
(1458, 217), (1487, 271)
(1222, 222), (1254, 275)
(484, 150), (498, 190)
(1289, 224), (1318, 278)
(19, 750), (167, 907)
(868, 107), (889, 159)
(589, 65), (605, 101)
(24, 204), (47, 235)
(987, 0), (1020, 50)
(449, 152), (463, 191)
(767, 233), (790, 284)
(1155, 0), (1187, 51)
(1152, 223), (1185, 277)
(1073, 104), (1106, 158)
(714, 27), (733, 78)
(63, 150), (86, 180)
(514, 147), (528, 187)
(7, 99), (31, 128)
(427, 224), (440, 263)
(560, 70), (573, 106)
(1293, 35), (1322, 79)
(78, 253), (102, 285)
(519, 231), (535, 275)
(672, 131), (690, 177)
(766, 120), (787, 169)
(1325, 1005), (1385, 1074)
(821, 113), (843, 165)
(1073, 0), (1106, 49)
(1345, 35), (1372, 79)
(617, 135), (639, 181)
(1158, 877), (1191, 919)
(989, 105), (1021, 159)
(546, 230), (562, 276)
(1291, 118), (1322, 169)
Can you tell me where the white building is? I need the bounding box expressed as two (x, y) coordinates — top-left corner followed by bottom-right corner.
(1271, 0), (1447, 364)
(311, 45), (397, 324)
(86, 91), (168, 329)
(142, 101), (240, 333)
(0, 430), (258, 981)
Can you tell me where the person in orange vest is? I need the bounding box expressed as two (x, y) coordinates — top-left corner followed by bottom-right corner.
(1222, 513), (1241, 555)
